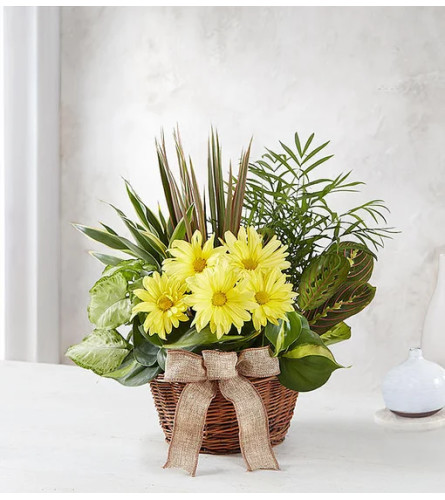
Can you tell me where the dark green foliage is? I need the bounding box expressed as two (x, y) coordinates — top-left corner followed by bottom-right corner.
(243, 132), (396, 291)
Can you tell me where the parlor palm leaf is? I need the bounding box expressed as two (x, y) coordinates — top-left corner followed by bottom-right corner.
(242, 132), (397, 290)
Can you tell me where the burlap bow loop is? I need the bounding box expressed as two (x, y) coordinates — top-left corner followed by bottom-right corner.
(163, 347), (280, 476)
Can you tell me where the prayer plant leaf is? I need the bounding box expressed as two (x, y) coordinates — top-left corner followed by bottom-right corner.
(298, 253), (350, 311)
(65, 329), (131, 376)
(306, 282), (376, 335)
(320, 322), (351, 346)
(88, 272), (132, 329)
(327, 241), (375, 284)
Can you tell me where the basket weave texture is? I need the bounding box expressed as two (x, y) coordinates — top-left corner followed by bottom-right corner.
(150, 374), (299, 455)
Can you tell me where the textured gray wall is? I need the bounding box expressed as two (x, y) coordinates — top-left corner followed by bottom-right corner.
(61, 7), (445, 391)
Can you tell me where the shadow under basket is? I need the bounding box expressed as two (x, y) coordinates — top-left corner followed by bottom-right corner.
(150, 374), (299, 455)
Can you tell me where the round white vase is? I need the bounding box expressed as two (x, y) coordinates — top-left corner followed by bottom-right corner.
(382, 348), (445, 418)
(422, 253), (445, 367)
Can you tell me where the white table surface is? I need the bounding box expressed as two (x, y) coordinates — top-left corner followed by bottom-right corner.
(1, 360), (445, 493)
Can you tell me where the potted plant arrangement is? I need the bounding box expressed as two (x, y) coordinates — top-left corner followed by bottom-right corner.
(67, 129), (394, 475)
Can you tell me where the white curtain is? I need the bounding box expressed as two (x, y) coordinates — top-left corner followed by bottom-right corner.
(3, 7), (60, 363)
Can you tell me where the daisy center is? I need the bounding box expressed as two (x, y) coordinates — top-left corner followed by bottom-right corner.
(212, 291), (227, 307)
(241, 258), (258, 270)
(157, 295), (174, 311)
(193, 257), (207, 273)
(255, 291), (270, 305)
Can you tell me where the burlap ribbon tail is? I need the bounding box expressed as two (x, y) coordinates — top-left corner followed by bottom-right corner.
(163, 346), (280, 476)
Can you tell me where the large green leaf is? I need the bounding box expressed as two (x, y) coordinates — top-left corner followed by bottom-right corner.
(320, 322), (351, 346)
(65, 329), (131, 376)
(265, 311), (303, 356)
(88, 272), (132, 329)
(328, 241), (375, 284)
(279, 355), (342, 392)
(297, 253), (350, 310)
(278, 327), (343, 392)
(306, 282), (376, 334)
(105, 354), (161, 386)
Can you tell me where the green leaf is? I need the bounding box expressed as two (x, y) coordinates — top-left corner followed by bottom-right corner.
(89, 252), (124, 266)
(74, 223), (159, 267)
(124, 179), (165, 239)
(156, 348), (167, 370)
(168, 205), (194, 246)
(307, 282), (376, 334)
(133, 326), (159, 366)
(65, 329), (131, 376)
(298, 253), (350, 310)
(108, 204), (165, 262)
(278, 327), (343, 391)
(162, 325), (242, 350)
(265, 311), (303, 355)
(101, 259), (145, 279)
(73, 224), (128, 250)
(88, 272), (132, 329)
(279, 355), (342, 392)
(105, 354), (161, 386)
(320, 322), (351, 346)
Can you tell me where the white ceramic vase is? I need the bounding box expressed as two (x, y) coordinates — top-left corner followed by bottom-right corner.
(382, 348), (445, 417)
(422, 254), (445, 367)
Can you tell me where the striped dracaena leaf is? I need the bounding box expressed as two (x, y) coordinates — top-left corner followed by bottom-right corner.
(328, 241), (375, 284)
(297, 253), (350, 310)
(305, 282), (376, 335)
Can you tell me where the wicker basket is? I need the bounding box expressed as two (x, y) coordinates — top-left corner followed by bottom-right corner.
(150, 374), (299, 455)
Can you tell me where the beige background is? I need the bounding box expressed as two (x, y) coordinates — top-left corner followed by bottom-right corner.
(60, 6), (445, 390)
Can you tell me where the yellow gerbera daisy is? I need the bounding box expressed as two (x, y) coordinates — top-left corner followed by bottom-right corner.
(223, 226), (290, 275)
(247, 269), (296, 331)
(163, 230), (226, 284)
(132, 272), (189, 339)
(186, 263), (257, 339)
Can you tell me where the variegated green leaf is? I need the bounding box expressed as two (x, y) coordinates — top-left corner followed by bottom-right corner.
(65, 329), (131, 376)
(320, 322), (351, 346)
(265, 311), (303, 356)
(88, 272), (132, 329)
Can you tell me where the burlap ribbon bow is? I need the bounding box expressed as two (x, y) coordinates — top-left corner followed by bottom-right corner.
(163, 346), (280, 476)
